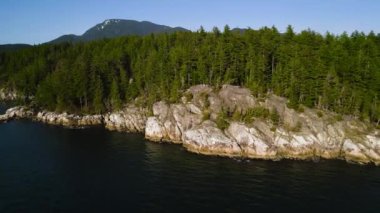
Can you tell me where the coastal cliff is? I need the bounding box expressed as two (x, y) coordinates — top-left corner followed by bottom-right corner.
(1, 85), (379, 165)
(144, 85), (380, 165)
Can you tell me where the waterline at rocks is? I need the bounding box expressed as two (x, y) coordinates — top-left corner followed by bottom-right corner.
(1, 84), (379, 165)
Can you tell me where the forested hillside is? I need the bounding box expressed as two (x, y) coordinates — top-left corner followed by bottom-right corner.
(0, 26), (379, 123)
(0, 44), (32, 53)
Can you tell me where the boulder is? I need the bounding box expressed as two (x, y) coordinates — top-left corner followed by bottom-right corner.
(227, 122), (277, 158)
(145, 117), (165, 141)
(218, 84), (256, 112)
(183, 121), (241, 157)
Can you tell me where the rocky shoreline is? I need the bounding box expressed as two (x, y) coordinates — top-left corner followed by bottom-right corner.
(1, 84), (380, 165)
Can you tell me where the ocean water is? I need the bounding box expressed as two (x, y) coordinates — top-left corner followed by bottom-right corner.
(0, 103), (380, 212)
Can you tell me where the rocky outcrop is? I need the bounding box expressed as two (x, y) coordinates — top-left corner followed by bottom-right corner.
(183, 121), (242, 156)
(218, 85), (256, 112)
(36, 111), (103, 127)
(0, 106), (34, 122)
(1, 84), (380, 165)
(0, 104), (147, 130)
(145, 117), (166, 141)
(104, 105), (147, 132)
(144, 101), (203, 143)
(0, 88), (19, 101)
(144, 84), (380, 165)
(226, 122), (277, 159)
(0, 106), (103, 127)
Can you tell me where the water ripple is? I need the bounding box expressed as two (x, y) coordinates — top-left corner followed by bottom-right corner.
(0, 120), (380, 212)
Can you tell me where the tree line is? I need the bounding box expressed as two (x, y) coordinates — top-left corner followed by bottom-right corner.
(0, 25), (379, 124)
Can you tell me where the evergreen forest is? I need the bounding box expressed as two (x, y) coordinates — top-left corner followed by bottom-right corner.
(0, 26), (379, 124)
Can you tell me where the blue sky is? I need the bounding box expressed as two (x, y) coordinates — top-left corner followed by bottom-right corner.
(0, 0), (379, 44)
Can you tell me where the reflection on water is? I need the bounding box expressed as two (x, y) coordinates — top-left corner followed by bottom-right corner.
(0, 118), (380, 212)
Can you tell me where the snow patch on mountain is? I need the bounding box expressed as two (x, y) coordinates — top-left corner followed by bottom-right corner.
(97, 19), (121, 30)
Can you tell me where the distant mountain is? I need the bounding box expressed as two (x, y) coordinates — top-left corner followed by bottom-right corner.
(50, 34), (80, 44)
(232, 28), (248, 34)
(49, 19), (189, 44)
(0, 44), (32, 53)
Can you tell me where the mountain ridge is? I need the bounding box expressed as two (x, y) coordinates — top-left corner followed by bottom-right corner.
(1, 19), (249, 47)
(48, 19), (189, 44)
(0, 44), (32, 53)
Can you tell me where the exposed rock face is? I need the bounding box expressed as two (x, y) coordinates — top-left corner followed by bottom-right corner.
(1, 84), (380, 165)
(0, 106), (34, 122)
(144, 101), (203, 143)
(104, 105), (147, 132)
(218, 85), (256, 112)
(0, 89), (18, 101)
(144, 84), (380, 165)
(226, 122), (277, 158)
(183, 121), (242, 156)
(0, 106), (103, 127)
(145, 117), (166, 141)
(1, 105), (149, 129)
(36, 111), (103, 127)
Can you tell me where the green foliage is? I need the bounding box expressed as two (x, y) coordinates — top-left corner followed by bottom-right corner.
(335, 114), (343, 122)
(297, 106), (305, 113)
(245, 106), (270, 119)
(0, 27), (379, 124)
(231, 106), (271, 123)
(199, 92), (210, 108)
(216, 109), (229, 130)
(110, 78), (122, 110)
(184, 92), (193, 103)
(232, 109), (243, 121)
(270, 108), (281, 126)
(317, 111), (323, 118)
(169, 79), (181, 103)
(202, 109), (211, 121)
(93, 75), (104, 114)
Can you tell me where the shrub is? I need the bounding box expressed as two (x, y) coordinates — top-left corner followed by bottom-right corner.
(199, 92), (210, 108)
(238, 106), (271, 123)
(202, 109), (211, 121)
(317, 111), (323, 118)
(335, 114), (343, 121)
(245, 106), (270, 119)
(270, 108), (280, 126)
(297, 106), (305, 113)
(184, 92), (193, 102)
(216, 110), (229, 130)
(147, 108), (154, 116)
(232, 109), (243, 121)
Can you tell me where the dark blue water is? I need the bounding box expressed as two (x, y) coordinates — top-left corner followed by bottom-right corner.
(1, 103), (380, 212)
